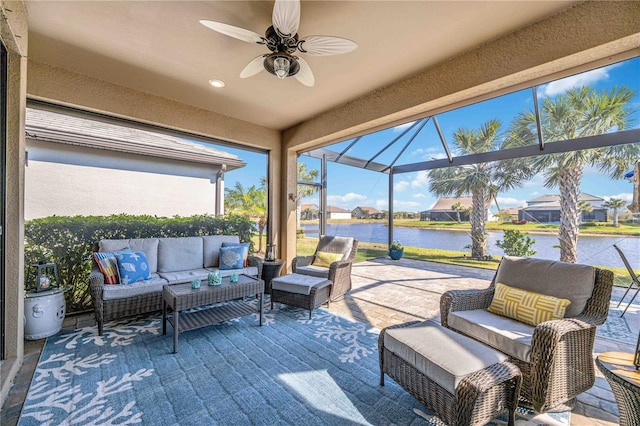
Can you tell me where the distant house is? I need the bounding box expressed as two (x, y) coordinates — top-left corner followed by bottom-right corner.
(327, 205), (351, 220)
(300, 203), (319, 220)
(353, 206), (385, 219)
(498, 207), (523, 221)
(518, 193), (607, 223)
(24, 108), (244, 220)
(420, 197), (475, 221)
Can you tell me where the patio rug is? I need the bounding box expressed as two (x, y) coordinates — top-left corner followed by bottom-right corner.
(18, 301), (569, 426)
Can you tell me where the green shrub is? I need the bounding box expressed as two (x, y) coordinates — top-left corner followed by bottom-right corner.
(24, 214), (255, 313)
(495, 229), (537, 257)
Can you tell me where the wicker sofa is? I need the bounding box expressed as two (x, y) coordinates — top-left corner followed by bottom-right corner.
(440, 256), (614, 413)
(89, 235), (260, 335)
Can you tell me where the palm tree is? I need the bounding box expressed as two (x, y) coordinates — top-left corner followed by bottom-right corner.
(428, 119), (529, 258)
(451, 201), (463, 223)
(224, 181), (267, 252)
(297, 162), (320, 224)
(604, 197), (627, 227)
(504, 85), (638, 262)
(577, 200), (593, 224)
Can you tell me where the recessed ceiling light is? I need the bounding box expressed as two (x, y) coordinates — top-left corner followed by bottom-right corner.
(208, 79), (225, 88)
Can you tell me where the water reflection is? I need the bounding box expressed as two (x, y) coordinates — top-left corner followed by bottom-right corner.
(302, 223), (639, 269)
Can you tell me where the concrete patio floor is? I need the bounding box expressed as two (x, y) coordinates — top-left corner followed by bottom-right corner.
(2, 257), (637, 425)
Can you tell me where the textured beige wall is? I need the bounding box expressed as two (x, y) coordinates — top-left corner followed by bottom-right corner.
(0, 0), (27, 406)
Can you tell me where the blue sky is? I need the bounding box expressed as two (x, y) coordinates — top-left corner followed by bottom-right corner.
(219, 56), (640, 213)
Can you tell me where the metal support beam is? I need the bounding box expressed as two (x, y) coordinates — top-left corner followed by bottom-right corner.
(320, 154), (327, 237)
(433, 116), (453, 163)
(388, 170), (394, 249)
(392, 129), (640, 174)
(532, 86), (545, 151)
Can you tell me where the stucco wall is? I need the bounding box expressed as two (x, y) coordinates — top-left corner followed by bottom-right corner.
(25, 139), (222, 219)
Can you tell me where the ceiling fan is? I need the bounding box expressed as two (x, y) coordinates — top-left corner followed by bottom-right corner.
(199, 0), (357, 87)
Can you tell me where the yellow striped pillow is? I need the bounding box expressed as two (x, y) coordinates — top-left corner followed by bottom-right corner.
(487, 282), (571, 326)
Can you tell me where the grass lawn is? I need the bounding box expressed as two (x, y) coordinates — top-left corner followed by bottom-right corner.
(289, 236), (631, 287)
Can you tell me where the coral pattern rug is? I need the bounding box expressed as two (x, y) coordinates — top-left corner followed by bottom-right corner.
(18, 300), (575, 425)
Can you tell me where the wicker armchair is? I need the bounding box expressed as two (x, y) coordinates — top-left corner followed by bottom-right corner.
(291, 235), (358, 301)
(440, 256), (614, 413)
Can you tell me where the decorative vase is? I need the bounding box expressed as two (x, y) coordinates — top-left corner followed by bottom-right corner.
(389, 248), (403, 260)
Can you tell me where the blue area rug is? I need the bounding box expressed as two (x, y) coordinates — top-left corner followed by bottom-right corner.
(19, 301), (570, 425)
(597, 288), (640, 345)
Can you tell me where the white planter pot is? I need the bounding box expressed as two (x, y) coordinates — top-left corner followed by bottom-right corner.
(24, 288), (66, 340)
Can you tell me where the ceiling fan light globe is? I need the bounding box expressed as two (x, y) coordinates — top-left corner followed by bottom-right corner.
(274, 57), (290, 79)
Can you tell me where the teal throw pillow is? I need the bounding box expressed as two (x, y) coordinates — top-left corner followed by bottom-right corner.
(219, 246), (245, 270)
(222, 242), (250, 267)
(116, 251), (151, 284)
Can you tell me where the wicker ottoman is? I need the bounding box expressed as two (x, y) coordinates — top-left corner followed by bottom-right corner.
(379, 320), (522, 426)
(270, 273), (332, 319)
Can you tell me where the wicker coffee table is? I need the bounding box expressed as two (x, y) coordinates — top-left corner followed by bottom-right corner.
(162, 274), (264, 353)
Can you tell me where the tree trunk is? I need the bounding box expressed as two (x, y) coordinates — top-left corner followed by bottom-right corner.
(470, 189), (487, 258)
(557, 165), (583, 263)
(612, 208), (619, 227)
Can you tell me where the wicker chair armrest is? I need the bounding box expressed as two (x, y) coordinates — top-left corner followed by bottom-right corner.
(528, 316), (598, 411)
(440, 288), (494, 327)
(327, 260), (353, 301)
(292, 255), (315, 271)
(248, 255), (263, 277)
(89, 266), (105, 291)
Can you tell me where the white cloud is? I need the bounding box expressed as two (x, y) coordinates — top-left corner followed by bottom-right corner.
(412, 193), (426, 199)
(539, 64), (619, 97)
(394, 181), (409, 192)
(602, 193), (633, 203)
(496, 197), (526, 208)
(327, 192), (367, 208)
(411, 170), (430, 189)
(375, 199), (388, 210)
(376, 199), (422, 211)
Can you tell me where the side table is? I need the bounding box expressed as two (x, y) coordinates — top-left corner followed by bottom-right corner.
(261, 259), (285, 294)
(595, 352), (640, 426)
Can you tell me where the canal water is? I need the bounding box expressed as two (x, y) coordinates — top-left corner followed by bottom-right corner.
(302, 223), (640, 269)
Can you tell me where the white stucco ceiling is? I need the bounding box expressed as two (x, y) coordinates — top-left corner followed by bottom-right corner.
(26, 0), (577, 131)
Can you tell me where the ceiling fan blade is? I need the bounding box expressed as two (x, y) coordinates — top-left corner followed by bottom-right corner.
(294, 57), (314, 87)
(199, 20), (264, 44)
(240, 55), (266, 78)
(298, 35), (358, 56)
(272, 0), (300, 37)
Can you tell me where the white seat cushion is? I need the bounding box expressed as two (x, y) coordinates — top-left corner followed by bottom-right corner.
(102, 273), (168, 300)
(384, 320), (508, 395)
(448, 309), (535, 362)
(158, 268), (211, 284)
(295, 265), (329, 279)
(272, 273), (331, 295)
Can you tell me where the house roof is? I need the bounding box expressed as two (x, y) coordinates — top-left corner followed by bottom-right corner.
(427, 197), (473, 212)
(25, 109), (245, 170)
(527, 193), (604, 204)
(300, 204), (318, 211)
(354, 206), (383, 214)
(327, 206), (350, 213)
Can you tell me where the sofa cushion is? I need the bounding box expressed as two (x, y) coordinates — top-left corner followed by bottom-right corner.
(116, 252), (152, 284)
(128, 238), (160, 274)
(203, 235), (239, 268)
(384, 320), (508, 395)
(93, 248), (131, 284)
(219, 246), (245, 270)
(158, 237), (204, 272)
(448, 309), (535, 362)
(494, 256), (595, 317)
(272, 273), (331, 295)
(158, 268), (210, 284)
(207, 267), (259, 278)
(488, 282), (571, 326)
(295, 265), (329, 279)
(102, 273), (168, 300)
